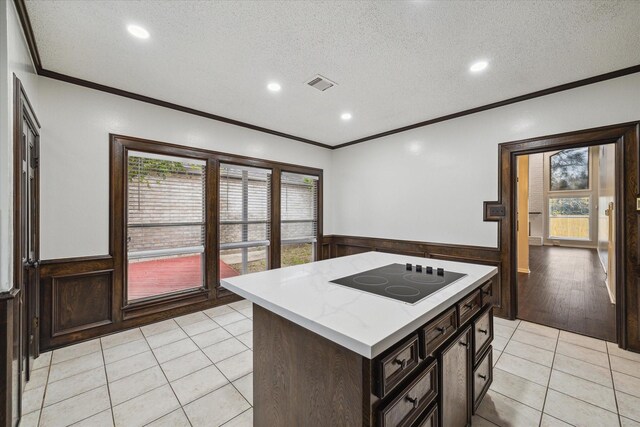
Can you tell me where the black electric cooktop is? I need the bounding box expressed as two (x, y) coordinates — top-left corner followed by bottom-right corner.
(330, 263), (467, 305)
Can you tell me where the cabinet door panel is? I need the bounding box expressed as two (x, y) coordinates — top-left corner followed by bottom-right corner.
(440, 327), (471, 427)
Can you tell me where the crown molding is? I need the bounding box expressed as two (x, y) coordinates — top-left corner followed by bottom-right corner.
(14, 0), (640, 151)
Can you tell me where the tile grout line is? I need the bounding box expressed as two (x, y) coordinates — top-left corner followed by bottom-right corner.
(35, 353), (53, 426)
(489, 317), (520, 382)
(46, 342), (112, 427)
(190, 307), (255, 414)
(140, 321), (195, 427)
(538, 331), (563, 426)
(221, 407), (253, 427)
(177, 309), (254, 410)
(165, 306), (253, 424)
(606, 341), (623, 427)
(490, 367), (620, 421)
(487, 323), (553, 417)
(539, 332), (560, 426)
(546, 362), (614, 389)
(515, 321), (611, 355)
(37, 304), (254, 426)
(510, 326), (621, 419)
(485, 388), (545, 417)
(96, 340), (114, 426)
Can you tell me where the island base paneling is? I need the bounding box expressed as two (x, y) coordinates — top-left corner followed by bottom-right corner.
(253, 305), (370, 427)
(252, 280), (494, 427)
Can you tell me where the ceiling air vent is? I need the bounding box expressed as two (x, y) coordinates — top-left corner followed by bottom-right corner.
(306, 75), (337, 92)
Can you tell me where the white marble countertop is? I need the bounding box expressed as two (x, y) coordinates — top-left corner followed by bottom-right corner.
(221, 251), (497, 358)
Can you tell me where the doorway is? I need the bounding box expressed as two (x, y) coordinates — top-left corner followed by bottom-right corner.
(513, 139), (620, 343)
(13, 75), (41, 417)
(494, 123), (640, 351)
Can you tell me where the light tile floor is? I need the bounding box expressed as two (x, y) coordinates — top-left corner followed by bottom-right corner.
(475, 317), (640, 427)
(21, 300), (254, 427)
(20, 302), (640, 427)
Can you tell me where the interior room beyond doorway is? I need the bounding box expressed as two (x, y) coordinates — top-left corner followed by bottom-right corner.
(516, 143), (617, 342)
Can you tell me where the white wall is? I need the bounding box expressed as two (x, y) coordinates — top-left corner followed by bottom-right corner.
(331, 73), (640, 248)
(598, 143), (616, 302)
(38, 78), (333, 259)
(528, 153), (544, 243)
(0, 1), (40, 292)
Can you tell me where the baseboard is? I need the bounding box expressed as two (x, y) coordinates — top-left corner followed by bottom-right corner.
(606, 277), (616, 304)
(528, 236), (543, 246)
(517, 268), (530, 274)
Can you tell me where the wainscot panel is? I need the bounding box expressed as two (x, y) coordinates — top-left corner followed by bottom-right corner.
(51, 270), (113, 337)
(39, 256), (241, 351)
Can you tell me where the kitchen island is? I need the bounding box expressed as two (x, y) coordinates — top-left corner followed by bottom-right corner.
(222, 251), (498, 427)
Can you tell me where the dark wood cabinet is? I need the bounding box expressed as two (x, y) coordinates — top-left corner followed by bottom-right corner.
(421, 307), (458, 358)
(378, 334), (421, 398)
(253, 281), (492, 427)
(457, 290), (482, 325)
(473, 306), (493, 363)
(378, 360), (438, 427)
(415, 403), (438, 427)
(439, 327), (471, 427)
(473, 346), (493, 412)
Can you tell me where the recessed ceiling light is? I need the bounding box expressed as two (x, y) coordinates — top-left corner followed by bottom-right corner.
(470, 60), (488, 73)
(127, 25), (150, 39)
(267, 82), (281, 92)
(341, 112), (352, 121)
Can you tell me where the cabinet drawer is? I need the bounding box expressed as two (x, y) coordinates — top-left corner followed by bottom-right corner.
(377, 334), (421, 397)
(480, 281), (492, 305)
(421, 307), (458, 358)
(473, 306), (493, 364)
(473, 346), (493, 413)
(415, 403), (438, 427)
(457, 289), (482, 326)
(379, 360), (438, 427)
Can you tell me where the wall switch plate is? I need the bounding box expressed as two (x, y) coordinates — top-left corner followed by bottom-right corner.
(637, 198), (640, 211)
(488, 205), (506, 217)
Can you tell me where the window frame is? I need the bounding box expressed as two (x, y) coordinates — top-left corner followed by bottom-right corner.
(543, 147), (597, 244)
(218, 162), (273, 279)
(110, 134), (323, 314)
(125, 150), (208, 303)
(280, 171), (321, 268)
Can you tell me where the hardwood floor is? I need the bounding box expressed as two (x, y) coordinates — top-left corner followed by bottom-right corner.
(517, 245), (616, 342)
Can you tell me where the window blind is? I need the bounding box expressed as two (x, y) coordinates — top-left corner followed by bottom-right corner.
(126, 150), (206, 300)
(219, 164), (271, 277)
(281, 172), (318, 267)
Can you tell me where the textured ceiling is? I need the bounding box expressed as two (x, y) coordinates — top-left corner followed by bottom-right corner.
(25, 0), (640, 146)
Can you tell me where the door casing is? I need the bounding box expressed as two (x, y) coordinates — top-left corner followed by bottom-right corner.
(494, 123), (639, 350)
(12, 75), (41, 425)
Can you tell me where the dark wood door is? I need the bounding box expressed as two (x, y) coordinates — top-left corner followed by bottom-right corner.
(19, 113), (40, 381)
(440, 327), (471, 427)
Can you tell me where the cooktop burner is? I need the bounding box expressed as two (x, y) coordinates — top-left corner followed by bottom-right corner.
(330, 263), (467, 304)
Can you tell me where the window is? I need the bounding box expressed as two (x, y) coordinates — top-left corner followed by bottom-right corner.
(113, 135), (323, 309)
(548, 197), (590, 240)
(126, 151), (206, 301)
(219, 164), (271, 279)
(281, 172), (319, 267)
(546, 147), (592, 241)
(550, 147), (589, 191)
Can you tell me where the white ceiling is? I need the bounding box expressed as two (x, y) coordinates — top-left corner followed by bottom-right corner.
(25, 0), (640, 146)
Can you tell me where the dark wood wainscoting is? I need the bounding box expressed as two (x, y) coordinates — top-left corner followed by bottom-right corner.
(39, 256), (241, 351)
(321, 235), (504, 315)
(0, 289), (19, 427)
